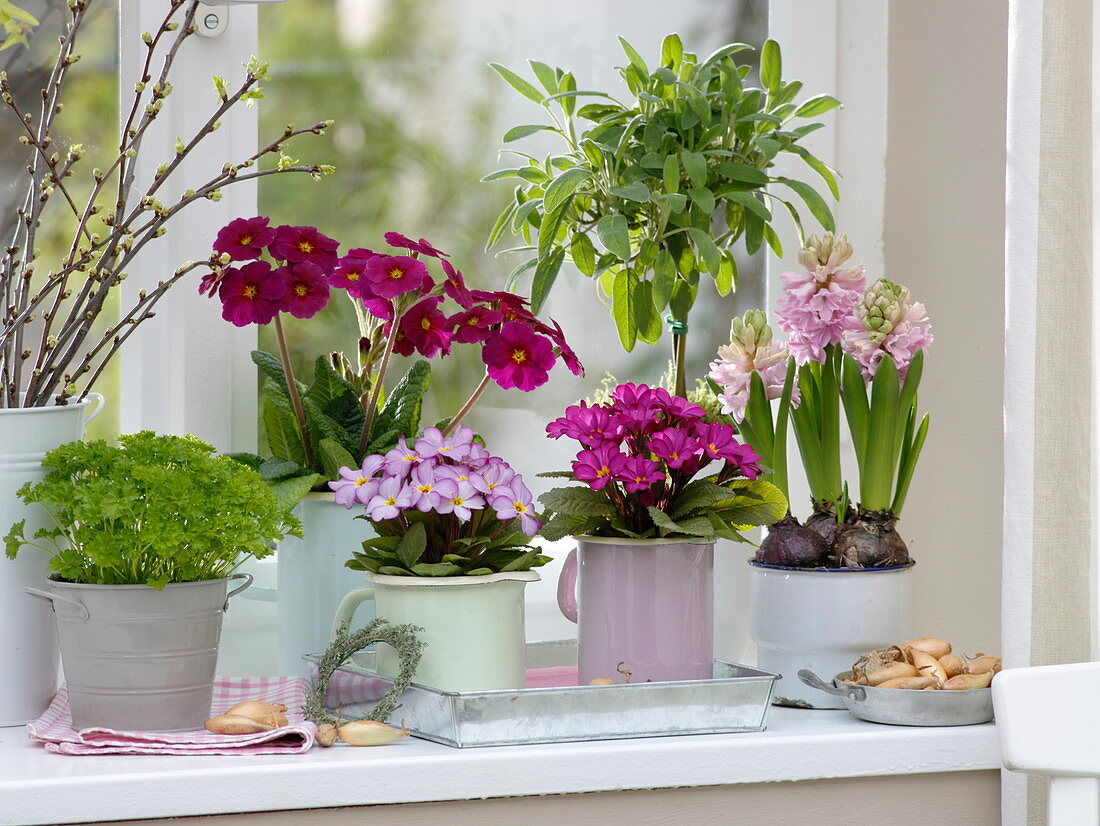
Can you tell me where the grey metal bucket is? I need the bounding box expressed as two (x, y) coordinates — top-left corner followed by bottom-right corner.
(25, 574), (252, 731)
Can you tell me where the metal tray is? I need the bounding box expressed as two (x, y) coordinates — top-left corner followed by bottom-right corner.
(307, 640), (777, 748)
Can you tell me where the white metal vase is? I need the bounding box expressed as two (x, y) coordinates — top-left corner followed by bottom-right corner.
(748, 560), (914, 708)
(333, 570), (539, 692)
(0, 394), (103, 726)
(272, 493), (374, 676)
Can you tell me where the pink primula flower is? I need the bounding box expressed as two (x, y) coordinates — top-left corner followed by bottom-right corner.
(482, 321), (556, 392)
(279, 261), (331, 319)
(218, 260), (286, 326)
(365, 476), (413, 521)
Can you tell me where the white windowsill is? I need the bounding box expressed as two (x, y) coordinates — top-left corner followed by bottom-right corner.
(0, 708), (1000, 825)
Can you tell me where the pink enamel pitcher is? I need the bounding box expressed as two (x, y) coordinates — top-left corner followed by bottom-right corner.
(557, 537), (715, 684)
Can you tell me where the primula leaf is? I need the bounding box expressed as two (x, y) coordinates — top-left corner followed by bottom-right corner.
(306, 356), (357, 409)
(318, 438), (356, 482)
(371, 360), (430, 443)
(396, 522), (427, 569)
(540, 513), (601, 542)
(670, 480), (741, 520)
(253, 350), (303, 398)
(304, 397), (356, 460)
(268, 473), (324, 511)
(264, 396), (305, 466)
(258, 457), (313, 481)
(539, 486), (615, 517)
(411, 562), (464, 576)
(647, 507), (715, 538)
(709, 479), (788, 528)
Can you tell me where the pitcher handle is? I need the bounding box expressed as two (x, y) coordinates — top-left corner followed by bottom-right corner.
(24, 587), (90, 622)
(82, 392), (105, 425)
(223, 573), (253, 610)
(332, 586), (374, 640)
(556, 547), (578, 624)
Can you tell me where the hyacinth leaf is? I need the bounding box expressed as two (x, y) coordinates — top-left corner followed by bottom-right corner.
(395, 523), (427, 569)
(819, 346), (843, 499)
(267, 473), (324, 512)
(488, 62), (544, 104)
(862, 355), (900, 512)
(892, 412), (929, 515)
(531, 246), (566, 315)
(790, 370), (831, 501)
(371, 360), (430, 443)
(840, 353), (870, 465)
(746, 371), (775, 461)
(612, 269), (638, 351)
(318, 438), (355, 482)
(539, 485), (615, 517)
(771, 357), (797, 503)
(264, 395), (305, 466)
(893, 349), (924, 462)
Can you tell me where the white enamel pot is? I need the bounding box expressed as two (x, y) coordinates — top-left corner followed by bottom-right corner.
(0, 394), (103, 726)
(748, 560), (914, 709)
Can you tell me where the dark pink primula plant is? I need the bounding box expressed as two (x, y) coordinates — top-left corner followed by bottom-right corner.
(537, 383), (787, 542)
(201, 221), (580, 508)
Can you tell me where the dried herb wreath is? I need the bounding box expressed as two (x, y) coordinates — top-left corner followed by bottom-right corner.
(303, 619), (424, 726)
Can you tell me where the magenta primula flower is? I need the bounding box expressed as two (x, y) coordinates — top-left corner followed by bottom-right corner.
(572, 444), (629, 491)
(649, 428), (698, 470)
(775, 233), (866, 365)
(270, 225), (340, 273)
(482, 321), (556, 391)
(329, 251), (378, 299)
(384, 232), (449, 259)
(542, 319), (584, 377)
(616, 455), (665, 493)
(365, 255), (429, 298)
(841, 279), (933, 380)
(546, 400), (620, 447)
(448, 305), (504, 344)
(218, 260), (286, 326)
(441, 259), (475, 309)
(213, 216), (276, 261)
(279, 261), (331, 319)
(396, 297), (452, 358)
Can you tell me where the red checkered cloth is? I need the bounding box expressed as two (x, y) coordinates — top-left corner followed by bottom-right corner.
(27, 676), (318, 755)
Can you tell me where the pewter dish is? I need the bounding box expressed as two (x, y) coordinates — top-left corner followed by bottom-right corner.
(798, 669), (995, 726)
(307, 640), (777, 748)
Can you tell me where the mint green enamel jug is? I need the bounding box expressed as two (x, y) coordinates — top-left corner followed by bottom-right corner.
(332, 571), (539, 692)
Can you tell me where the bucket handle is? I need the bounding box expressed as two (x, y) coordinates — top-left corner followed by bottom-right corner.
(24, 587), (90, 622)
(224, 573), (253, 611)
(82, 392), (105, 426)
(556, 547), (579, 624)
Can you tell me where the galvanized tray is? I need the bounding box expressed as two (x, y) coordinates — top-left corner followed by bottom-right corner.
(306, 640), (777, 748)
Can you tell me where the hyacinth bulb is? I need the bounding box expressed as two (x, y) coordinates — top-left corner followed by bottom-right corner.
(755, 515), (829, 568)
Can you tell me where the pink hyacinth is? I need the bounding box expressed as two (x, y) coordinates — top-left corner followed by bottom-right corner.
(775, 233), (866, 365)
(708, 310), (798, 423)
(841, 279), (933, 380)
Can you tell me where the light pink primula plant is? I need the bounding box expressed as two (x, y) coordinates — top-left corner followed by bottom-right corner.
(841, 278), (933, 380)
(775, 233), (866, 365)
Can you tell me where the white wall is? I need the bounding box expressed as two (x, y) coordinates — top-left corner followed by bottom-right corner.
(884, 0), (1006, 656)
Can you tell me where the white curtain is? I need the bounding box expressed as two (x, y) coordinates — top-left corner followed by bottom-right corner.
(1004, 0), (1096, 822)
